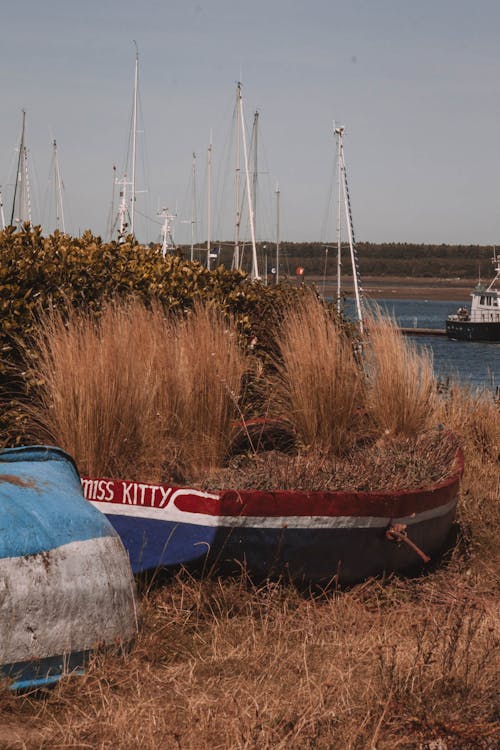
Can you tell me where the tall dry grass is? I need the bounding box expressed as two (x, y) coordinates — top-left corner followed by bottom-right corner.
(364, 312), (438, 437)
(23, 301), (246, 481)
(436, 383), (500, 551)
(275, 293), (364, 454)
(272, 296), (442, 453)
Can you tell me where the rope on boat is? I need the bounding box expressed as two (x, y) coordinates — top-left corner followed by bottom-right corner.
(385, 523), (431, 564)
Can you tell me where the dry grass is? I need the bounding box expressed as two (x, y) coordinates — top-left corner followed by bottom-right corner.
(1, 321), (499, 748)
(0, 567), (498, 750)
(202, 430), (460, 492)
(364, 311), (438, 438)
(22, 301), (246, 481)
(274, 293), (364, 454)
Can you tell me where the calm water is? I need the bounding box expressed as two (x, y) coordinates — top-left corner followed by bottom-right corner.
(343, 298), (499, 391)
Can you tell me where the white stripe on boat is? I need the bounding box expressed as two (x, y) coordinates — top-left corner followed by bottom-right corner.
(89, 496), (457, 530)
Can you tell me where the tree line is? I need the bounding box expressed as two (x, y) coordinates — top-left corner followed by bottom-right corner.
(178, 241), (495, 279)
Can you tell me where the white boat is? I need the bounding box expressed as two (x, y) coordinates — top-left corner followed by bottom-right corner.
(446, 252), (500, 341)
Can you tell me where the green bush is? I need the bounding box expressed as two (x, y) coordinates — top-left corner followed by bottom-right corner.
(0, 225), (315, 384)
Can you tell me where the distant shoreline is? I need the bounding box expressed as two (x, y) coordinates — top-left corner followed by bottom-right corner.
(304, 275), (471, 302)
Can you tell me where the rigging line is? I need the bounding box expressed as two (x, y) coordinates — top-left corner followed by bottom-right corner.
(10, 112), (25, 226)
(134, 207), (163, 226)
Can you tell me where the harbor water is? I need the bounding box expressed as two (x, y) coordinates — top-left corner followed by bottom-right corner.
(344, 298), (499, 391)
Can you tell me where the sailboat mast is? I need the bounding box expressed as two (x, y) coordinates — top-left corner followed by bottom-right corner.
(11, 110), (26, 226)
(53, 139), (66, 232)
(233, 86), (241, 270)
(130, 42), (139, 237)
(252, 110), (259, 240)
(117, 176), (130, 240)
(206, 138), (212, 270)
(191, 152), (197, 262)
(275, 183), (280, 285)
(335, 125), (343, 313)
(338, 128), (364, 332)
(238, 84), (259, 280)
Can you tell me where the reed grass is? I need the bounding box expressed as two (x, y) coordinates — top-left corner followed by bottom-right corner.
(274, 293), (363, 454)
(23, 300), (246, 481)
(364, 311), (438, 438)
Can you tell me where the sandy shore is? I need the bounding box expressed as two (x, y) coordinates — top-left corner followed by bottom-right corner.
(306, 275), (471, 302)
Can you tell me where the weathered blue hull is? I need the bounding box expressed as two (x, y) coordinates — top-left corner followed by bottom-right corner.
(0, 446), (138, 690)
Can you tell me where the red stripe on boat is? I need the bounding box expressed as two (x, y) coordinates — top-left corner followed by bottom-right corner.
(82, 448), (463, 519)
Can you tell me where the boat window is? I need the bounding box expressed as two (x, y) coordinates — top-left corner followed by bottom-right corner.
(480, 296), (486, 305)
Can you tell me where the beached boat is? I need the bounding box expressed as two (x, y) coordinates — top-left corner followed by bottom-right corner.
(446, 252), (500, 341)
(83, 446), (463, 585)
(0, 446), (138, 690)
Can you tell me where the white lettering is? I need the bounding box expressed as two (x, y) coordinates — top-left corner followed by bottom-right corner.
(150, 486), (159, 507)
(138, 484), (148, 505)
(122, 482), (133, 504)
(81, 478), (93, 500)
(96, 480), (109, 501)
(158, 487), (172, 508)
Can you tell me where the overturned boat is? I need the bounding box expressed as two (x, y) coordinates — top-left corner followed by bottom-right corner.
(0, 446), (138, 690)
(83, 445), (463, 585)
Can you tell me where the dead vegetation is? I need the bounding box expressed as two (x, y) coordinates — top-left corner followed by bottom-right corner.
(21, 300), (246, 482)
(201, 430), (460, 492)
(1, 297), (498, 748)
(0, 551), (498, 749)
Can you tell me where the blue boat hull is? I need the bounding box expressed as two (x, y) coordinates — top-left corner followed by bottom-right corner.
(0, 447), (138, 689)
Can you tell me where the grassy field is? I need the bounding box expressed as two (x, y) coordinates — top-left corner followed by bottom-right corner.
(0, 301), (498, 749)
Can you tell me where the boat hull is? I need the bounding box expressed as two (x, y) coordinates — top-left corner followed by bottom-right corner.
(0, 447), (138, 689)
(84, 453), (462, 585)
(446, 319), (500, 342)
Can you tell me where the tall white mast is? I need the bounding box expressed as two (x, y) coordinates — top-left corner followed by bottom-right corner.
(336, 125), (364, 332)
(238, 83), (259, 280)
(52, 139), (66, 233)
(11, 110), (32, 228)
(116, 176), (131, 240)
(158, 207), (176, 257)
(130, 41), (139, 237)
(206, 138), (212, 270)
(190, 152), (197, 262)
(275, 183), (280, 285)
(233, 86), (242, 271)
(335, 124), (343, 314)
(252, 109), (259, 241)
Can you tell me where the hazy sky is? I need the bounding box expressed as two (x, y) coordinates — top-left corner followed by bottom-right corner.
(2, 0), (500, 245)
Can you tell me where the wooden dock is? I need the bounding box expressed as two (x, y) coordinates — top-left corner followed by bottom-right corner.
(400, 327), (447, 337)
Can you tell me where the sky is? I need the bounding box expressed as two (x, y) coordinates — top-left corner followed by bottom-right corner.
(2, 0), (500, 245)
